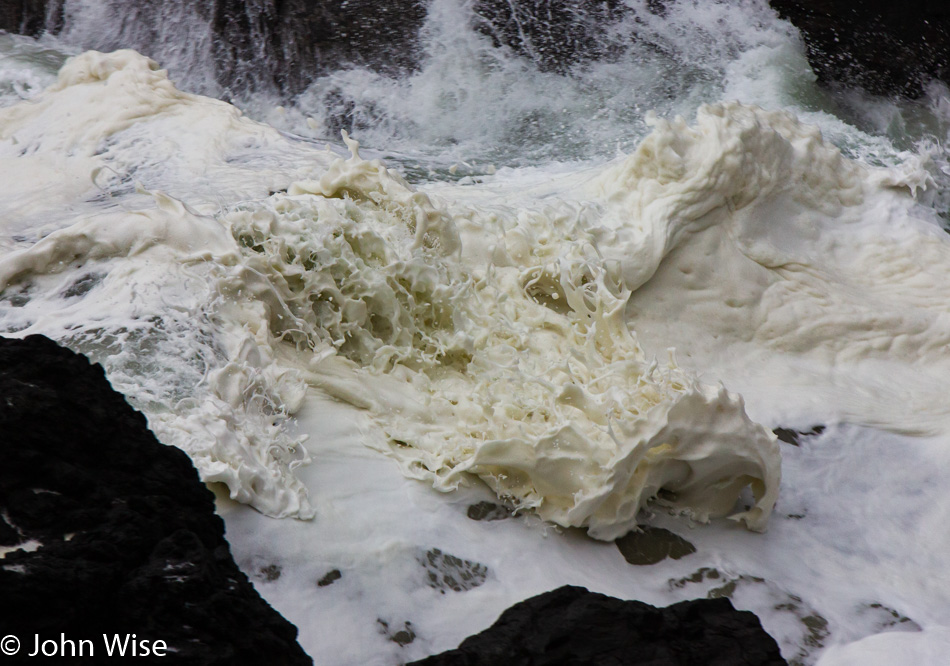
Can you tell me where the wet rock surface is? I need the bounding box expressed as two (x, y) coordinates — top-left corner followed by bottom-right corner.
(466, 501), (512, 521)
(768, 0), (950, 97)
(409, 584), (787, 665)
(4, 0), (947, 99)
(0, 0), (57, 36)
(473, 0), (950, 98)
(317, 568), (342, 587)
(616, 525), (697, 565)
(0, 334), (311, 665)
(198, 0), (429, 96)
(773, 425), (826, 446)
(417, 547), (490, 594)
(471, 0), (626, 73)
(0, 0), (428, 97)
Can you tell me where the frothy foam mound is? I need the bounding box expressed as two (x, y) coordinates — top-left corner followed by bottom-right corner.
(0, 50), (781, 538)
(587, 102), (950, 434)
(227, 135), (781, 539)
(587, 102), (867, 292)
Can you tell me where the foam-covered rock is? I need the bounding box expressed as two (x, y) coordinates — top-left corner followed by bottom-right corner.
(409, 585), (787, 665)
(0, 334), (311, 665)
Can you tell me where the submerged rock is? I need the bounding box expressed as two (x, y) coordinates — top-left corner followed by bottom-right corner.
(466, 501), (512, 521)
(0, 334), (311, 665)
(410, 585), (787, 665)
(317, 568), (342, 587)
(773, 425), (825, 446)
(417, 548), (490, 594)
(615, 525), (697, 565)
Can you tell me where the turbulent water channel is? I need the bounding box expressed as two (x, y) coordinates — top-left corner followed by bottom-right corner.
(3, 2), (950, 664)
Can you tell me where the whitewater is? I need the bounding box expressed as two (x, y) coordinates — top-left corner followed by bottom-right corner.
(2, 1), (950, 663)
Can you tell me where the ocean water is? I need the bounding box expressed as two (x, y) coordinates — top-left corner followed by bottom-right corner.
(2, 2), (950, 664)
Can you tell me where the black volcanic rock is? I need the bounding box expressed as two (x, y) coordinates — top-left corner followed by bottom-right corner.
(0, 335), (311, 665)
(769, 0), (950, 97)
(409, 585), (787, 666)
(773, 425), (825, 446)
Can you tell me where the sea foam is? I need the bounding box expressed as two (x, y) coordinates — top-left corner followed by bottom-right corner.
(0, 50), (782, 537)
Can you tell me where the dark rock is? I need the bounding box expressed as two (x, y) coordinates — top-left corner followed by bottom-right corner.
(259, 563), (283, 582)
(773, 425), (825, 446)
(316, 568), (341, 587)
(466, 501), (511, 521)
(417, 547), (489, 594)
(0, 0), (429, 98)
(471, 0), (627, 73)
(0, 334), (311, 665)
(5, 0), (947, 100)
(861, 602), (920, 633)
(768, 1), (950, 97)
(378, 619), (417, 647)
(197, 0), (429, 96)
(0, 0), (63, 36)
(616, 525), (697, 565)
(471, 0), (950, 97)
(409, 585), (787, 665)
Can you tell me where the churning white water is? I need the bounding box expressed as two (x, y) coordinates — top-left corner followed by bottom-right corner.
(2, 1), (950, 664)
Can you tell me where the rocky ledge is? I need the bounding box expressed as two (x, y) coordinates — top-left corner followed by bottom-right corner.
(0, 335), (311, 664)
(410, 585), (787, 665)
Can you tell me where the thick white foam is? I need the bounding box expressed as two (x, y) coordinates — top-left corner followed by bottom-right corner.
(586, 103), (950, 434)
(4, 48), (950, 664)
(221, 129), (781, 539)
(0, 50), (781, 534)
(0, 51), (321, 518)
